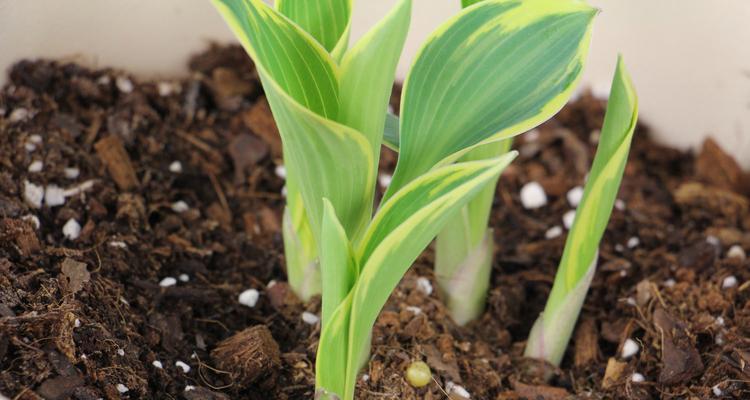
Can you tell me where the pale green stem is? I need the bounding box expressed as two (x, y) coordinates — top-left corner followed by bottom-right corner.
(283, 186), (321, 301)
(435, 139), (511, 325)
(524, 252), (597, 365)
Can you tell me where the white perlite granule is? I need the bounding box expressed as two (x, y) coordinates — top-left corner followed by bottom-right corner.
(23, 181), (44, 208)
(159, 277), (177, 287)
(566, 186), (584, 207)
(275, 165), (287, 179)
(621, 338), (639, 359)
(378, 173), (392, 188)
(171, 201), (189, 213)
(169, 161), (183, 173)
(116, 76), (134, 93)
(44, 185), (67, 207)
(64, 167), (80, 179)
(615, 199), (626, 211)
(563, 210), (576, 229)
(520, 182), (547, 209)
(722, 275), (738, 289)
(545, 225), (563, 239)
(446, 381), (471, 399)
(727, 245), (746, 260)
(62, 219), (81, 240)
(416, 277), (433, 295)
(238, 289), (260, 308)
(28, 160), (43, 173)
(302, 311), (320, 325)
(175, 361), (191, 373)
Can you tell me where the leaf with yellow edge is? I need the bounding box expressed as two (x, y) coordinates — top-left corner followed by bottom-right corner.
(276, 0), (353, 60)
(525, 56), (638, 366)
(385, 0), (597, 198)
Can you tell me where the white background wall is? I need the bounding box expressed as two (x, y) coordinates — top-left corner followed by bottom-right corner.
(1, 0), (749, 167)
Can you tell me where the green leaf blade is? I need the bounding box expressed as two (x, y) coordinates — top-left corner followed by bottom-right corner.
(276, 0), (353, 59)
(262, 74), (376, 240)
(386, 0), (596, 197)
(338, 0), (411, 162)
(342, 152), (517, 398)
(211, 0), (340, 119)
(320, 199), (357, 327)
(525, 56), (638, 366)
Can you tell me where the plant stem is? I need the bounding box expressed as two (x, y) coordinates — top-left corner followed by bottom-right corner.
(283, 186), (321, 301)
(435, 139), (511, 325)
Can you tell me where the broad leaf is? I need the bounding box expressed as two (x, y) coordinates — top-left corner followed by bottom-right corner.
(461, 0), (485, 7)
(276, 0), (353, 60)
(212, 0), (375, 238)
(385, 0), (597, 198)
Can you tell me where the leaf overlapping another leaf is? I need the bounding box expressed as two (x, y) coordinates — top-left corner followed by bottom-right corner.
(317, 152), (517, 399)
(386, 0), (597, 198)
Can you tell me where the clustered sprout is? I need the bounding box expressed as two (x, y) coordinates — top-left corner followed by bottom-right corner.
(211, 0), (638, 399)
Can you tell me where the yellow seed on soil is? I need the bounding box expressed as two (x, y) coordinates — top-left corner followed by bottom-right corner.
(405, 361), (431, 388)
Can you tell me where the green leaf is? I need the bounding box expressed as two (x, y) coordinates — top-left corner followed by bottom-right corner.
(344, 153), (516, 398)
(212, 0), (375, 239)
(317, 153), (516, 399)
(338, 0), (411, 165)
(212, 0), (340, 118)
(385, 0), (597, 198)
(383, 112), (400, 151)
(276, 0), (353, 60)
(525, 56), (638, 366)
(319, 199), (357, 328)
(461, 0), (485, 7)
(552, 55), (637, 303)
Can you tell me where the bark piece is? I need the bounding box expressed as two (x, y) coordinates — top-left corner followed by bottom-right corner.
(37, 375), (84, 400)
(574, 317), (599, 367)
(211, 325), (281, 386)
(602, 357), (627, 389)
(243, 97), (282, 157)
(653, 308), (704, 385)
(0, 218), (40, 256)
(228, 133), (268, 183)
(94, 135), (139, 190)
(60, 258), (89, 294)
(512, 381), (570, 400)
(695, 138), (743, 193)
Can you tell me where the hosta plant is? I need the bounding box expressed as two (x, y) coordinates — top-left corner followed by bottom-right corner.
(383, 0), (597, 326)
(525, 57), (639, 366)
(212, 0), (604, 398)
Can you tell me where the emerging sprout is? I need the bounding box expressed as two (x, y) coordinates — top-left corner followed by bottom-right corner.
(405, 361), (432, 388)
(525, 57), (639, 366)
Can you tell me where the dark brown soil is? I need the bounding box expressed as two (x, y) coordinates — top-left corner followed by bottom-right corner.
(1, 45), (750, 400)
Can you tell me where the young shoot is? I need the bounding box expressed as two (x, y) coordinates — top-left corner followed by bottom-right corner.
(213, 0), (600, 398)
(525, 57), (639, 366)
